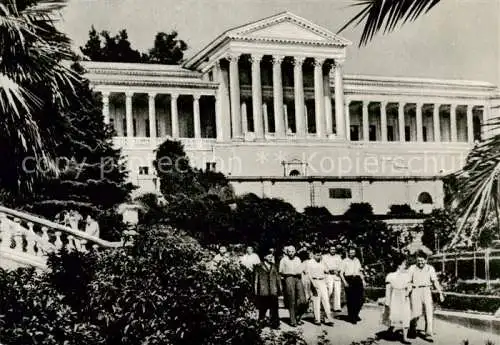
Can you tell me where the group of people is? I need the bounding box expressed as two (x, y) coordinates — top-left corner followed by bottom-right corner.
(55, 209), (100, 238)
(237, 245), (366, 328)
(213, 245), (445, 344)
(382, 252), (444, 344)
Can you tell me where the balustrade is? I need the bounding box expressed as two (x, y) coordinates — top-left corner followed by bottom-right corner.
(0, 205), (122, 270)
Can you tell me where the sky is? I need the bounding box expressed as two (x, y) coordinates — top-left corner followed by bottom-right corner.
(58, 0), (499, 85)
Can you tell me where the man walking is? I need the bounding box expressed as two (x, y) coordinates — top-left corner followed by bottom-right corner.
(306, 248), (334, 326)
(323, 245), (343, 312)
(408, 251), (444, 342)
(279, 246), (306, 327)
(254, 250), (281, 329)
(340, 247), (365, 324)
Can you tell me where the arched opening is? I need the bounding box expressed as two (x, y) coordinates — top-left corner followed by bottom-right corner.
(418, 192), (433, 204)
(289, 169), (300, 177)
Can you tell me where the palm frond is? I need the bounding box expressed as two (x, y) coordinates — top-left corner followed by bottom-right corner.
(338, 0), (441, 46)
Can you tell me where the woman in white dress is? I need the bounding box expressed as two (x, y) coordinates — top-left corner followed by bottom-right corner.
(383, 257), (412, 344)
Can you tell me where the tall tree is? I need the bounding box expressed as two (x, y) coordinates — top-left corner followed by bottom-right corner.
(147, 31), (187, 65)
(80, 28), (143, 63)
(339, 0), (441, 45)
(0, 0), (80, 194)
(24, 59), (136, 240)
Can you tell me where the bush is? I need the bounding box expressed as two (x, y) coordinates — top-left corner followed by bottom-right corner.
(388, 204), (417, 217)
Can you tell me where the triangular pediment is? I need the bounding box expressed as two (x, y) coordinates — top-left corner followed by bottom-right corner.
(227, 12), (351, 46)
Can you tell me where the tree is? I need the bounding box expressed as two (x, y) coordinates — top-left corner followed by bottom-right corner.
(0, 0), (81, 194)
(21, 59), (136, 240)
(339, 0), (442, 45)
(148, 31), (188, 65)
(80, 28), (188, 65)
(80, 28), (143, 63)
(421, 208), (456, 252)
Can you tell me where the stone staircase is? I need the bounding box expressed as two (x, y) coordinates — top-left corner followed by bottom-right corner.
(0, 205), (123, 270)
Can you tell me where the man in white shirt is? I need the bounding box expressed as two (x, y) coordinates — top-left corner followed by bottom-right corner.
(322, 246), (343, 312)
(407, 251), (444, 342)
(279, 246), (306, 327)
(340, 247), (365, 324)
(306, 249), (334, 326)
(240, 246), (261, 271)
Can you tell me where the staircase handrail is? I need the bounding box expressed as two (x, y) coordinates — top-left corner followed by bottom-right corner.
(0, 205), (122, 248)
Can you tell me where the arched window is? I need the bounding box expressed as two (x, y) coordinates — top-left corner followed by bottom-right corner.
(418, 192), (433, 204)
(289, 169), (300, 176)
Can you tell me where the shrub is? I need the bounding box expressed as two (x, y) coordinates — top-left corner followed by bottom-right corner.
(388, 204), (417, 217)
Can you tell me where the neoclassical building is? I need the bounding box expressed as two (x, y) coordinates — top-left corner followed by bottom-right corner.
(83, 12), (500, 215)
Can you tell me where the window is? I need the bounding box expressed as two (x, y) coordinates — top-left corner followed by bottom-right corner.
(138, 166), (149, 175)
(417, 192), (433, 204)
(289, 169), (301, 176)
(369, 125), (377, 141)
(405, 126), (411, 141)
(350, 125), (360, 141)
(206, 162), (216, 172)
(133, 119), (137, 137)
(208, 71), (214, 81)
(423, 127), (428, 142)
(329, 188), (352, 199)
(387, 125), (394, 141)
(145, 119), (150, 137)
(122, 118), (127, 136)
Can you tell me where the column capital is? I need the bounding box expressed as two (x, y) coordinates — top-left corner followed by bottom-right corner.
(148, 92), (157, 99)
(380, 100), (388, 107)
(125, 91), (134, 98)
(193, 94), (201, 101)
(101, 90), (111, 97)
(314, 57), (326, 67)
(227, 53), (241, 62)
(334, 58), (345, 67)
(171, 93), (179, 100)
(272, 55), (285, 65)
(250, 54), (264, 64)
(293, 56), (306, 67)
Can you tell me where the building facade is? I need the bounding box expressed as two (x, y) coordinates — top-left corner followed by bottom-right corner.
(83, 12), (500, 215)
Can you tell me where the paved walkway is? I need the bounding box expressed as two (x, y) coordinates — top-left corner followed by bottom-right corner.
(276, 307), (500, 345)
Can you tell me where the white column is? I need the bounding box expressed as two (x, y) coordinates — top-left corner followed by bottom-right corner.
(314, 57), (326, 138)
(334, 59), (346, 139)
(467, 105), (474, 143)
(263, 103), (269, 134)
(272, 55), (285, 138)
(416, 102), (423, 142)
(102, 91), (110, 124)
(228, 53), (242, 139)
(171, 93), (179, 138)
(241, 101), (248, 135)
(323, 65), (333, 137)
(251, 54), (264, 139)
(148, 92), (157, 138)
(450, 104), (458, 142)
(362, 101), (369, 141)
(293, 56), (306, 137)
(381, 101), (388, 141)
(284, 104), (289, 132)
(125, 91), (133, 138)
(193, 94), (201, 139)
(345, 100), (350, 140)
(214, 60), (231, 142)
(433, 104), (441, 142)
(398, 103), (405, 142)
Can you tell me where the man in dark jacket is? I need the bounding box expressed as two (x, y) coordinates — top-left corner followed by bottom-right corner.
(254, 250), (281, 329)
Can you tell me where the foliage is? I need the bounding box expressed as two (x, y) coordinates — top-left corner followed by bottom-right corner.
(388, 204), (417, 217)
(344, 202), (374, 221)
(338, 0), (442, 46)
(0, 0), (81, 194)
(0, 267), (103, 345)
(81, 27), (187, 65)
(446, 135), (500, 249)
(422, 208), (457, 252)
(260, 329), (307, 345)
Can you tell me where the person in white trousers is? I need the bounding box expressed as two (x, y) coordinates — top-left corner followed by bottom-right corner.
(322, 246), (343, 312)
(306, 248), (334, 326)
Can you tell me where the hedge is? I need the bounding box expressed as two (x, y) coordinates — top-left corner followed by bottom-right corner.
(364, 287), (500, 314)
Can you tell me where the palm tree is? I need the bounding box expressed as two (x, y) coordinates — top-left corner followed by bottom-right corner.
(338, 0), (441, 45)
(0, 0), (79, 194)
